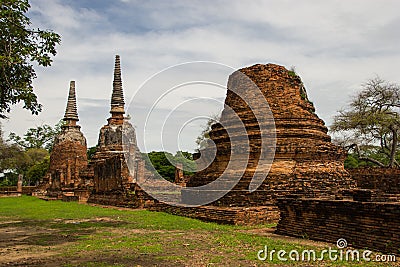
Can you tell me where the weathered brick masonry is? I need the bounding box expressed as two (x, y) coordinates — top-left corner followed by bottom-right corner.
(46, 81), (88, 198)
(185, 64), (355, 206)
(276, 197), (400, 255)
(149, 203), (279, 225)
(87, 55), (145, 207)
(38, 58), (400, 252)
(349, 167), (400, 194)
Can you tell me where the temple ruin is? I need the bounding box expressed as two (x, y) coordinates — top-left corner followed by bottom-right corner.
(30, 58), (400, 255)
(35, 55), (146, 205)
(39, 61), (364, 210)
(86, 55), (145, 206)
(184, 64), (356, 206)
(45, 81), (88, 199)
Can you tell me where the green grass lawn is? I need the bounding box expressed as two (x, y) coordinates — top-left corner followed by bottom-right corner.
(0, 196), (397, 266)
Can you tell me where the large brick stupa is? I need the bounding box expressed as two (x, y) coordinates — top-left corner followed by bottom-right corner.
(185, 64), (356, 206)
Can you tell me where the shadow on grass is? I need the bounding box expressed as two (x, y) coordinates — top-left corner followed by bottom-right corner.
(0, 219), (129, 247)
(61, 252), (186, 267)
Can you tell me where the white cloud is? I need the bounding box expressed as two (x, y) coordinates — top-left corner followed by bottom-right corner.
(2, 0), (400, 152)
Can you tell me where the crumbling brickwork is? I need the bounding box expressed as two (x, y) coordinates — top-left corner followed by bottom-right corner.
(87, 55), (144, 206)
(48, 126), (88, 187)
(276, 196), (400, 255)
(93, 154), (133, 192)
(0, 186), (36, 195)
(349, 167), (400, 194)
(46, 81), (88, 198)
(185, 64), (356, 206)
(149, 203), (279, 225)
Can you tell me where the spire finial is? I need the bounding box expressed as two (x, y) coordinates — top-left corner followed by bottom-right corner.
(64, 81), (79, 122)
(110, 55), (125, 114)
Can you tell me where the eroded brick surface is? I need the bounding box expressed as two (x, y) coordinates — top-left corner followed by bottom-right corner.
(276, 197), (400, 255)
(86, 55), (146, 206)
(48, 125), (88, 189)
(185, 64), (356, 206)
(349, 167), (400, 194)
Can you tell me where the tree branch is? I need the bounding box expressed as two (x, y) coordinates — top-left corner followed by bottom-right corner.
(348, 143), (387, 167)
(389, 125), (398, 168)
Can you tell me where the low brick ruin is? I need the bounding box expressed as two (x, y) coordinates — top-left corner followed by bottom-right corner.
(0, 182), (34, 198)
(149, 204), (279, 225)
(276, 196), (400, 255)
(0, 186), (36, 196)
(275, 168), (400, 255)
(349, 167), (400, 194)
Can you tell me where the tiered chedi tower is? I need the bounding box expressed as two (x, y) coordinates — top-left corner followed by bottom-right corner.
(48, 81), (88, 191)
(90, 55), (142, 194)
(185, 64), (356, 206)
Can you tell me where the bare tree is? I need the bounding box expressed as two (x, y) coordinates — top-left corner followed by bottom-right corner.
(331, 77), (400, 168)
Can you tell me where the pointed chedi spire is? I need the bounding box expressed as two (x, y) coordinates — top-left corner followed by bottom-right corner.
(110, 55), (125, 115)
(64, 81), (79, 125)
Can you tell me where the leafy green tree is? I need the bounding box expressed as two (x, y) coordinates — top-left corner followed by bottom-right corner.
(144, 151), (175, 182)
(25, 155), (49, 185)
(344, 153), (360, 169)
(343, 149), (393, 169)
(0, 143), (26, 186)
(195, 114), (220, 150)
(0, 123), (16, 185)
(0, 147), (49, 186)
(331, 77), (400, 168)
(87, 146), (97, 161)
(143, 151), (196, 182)
(8, 120), (63, 151)
(17, 148), (49, 185)
(0, 123), (24, 172)
(0, 0), (61, 118)
(1, 122), (53, 185)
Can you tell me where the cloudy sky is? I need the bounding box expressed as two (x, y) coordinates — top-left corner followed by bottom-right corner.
(2, 0), (400, 152)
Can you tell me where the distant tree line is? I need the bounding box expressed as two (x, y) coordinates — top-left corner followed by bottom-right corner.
(143, 151), (196, 182)
(0, 121), (63, 186)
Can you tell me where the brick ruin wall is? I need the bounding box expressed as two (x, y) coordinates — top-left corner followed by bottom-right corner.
(87, 182), (155, 208)
(87, 154), (149, 208)
(275, 197), (400, 255)
(149, 203), (279, 225)
(349, 168), (400, 194)
(86, 120), (149, 207)
(45, 125), (88, 198)
(93, 155), (125, 193)
(48, 140), (88, 186)
(0, 186), (36, 195)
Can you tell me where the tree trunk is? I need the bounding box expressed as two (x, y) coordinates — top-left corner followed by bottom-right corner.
(359, 156), (386, 167)
(348, 143), (386, 167)
(389, 125), (398, 168)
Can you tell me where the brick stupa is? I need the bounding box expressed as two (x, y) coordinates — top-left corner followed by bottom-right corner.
(185, 64), (356, 206)
(47, 81), (88, 195)
(89, 55), (142, 195)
